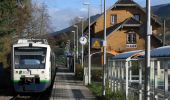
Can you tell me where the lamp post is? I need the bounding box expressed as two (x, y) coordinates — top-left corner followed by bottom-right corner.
(78, 17), (84, 68)
(73, 25), (79, 60)
(102, 0), (107, 96)
(144, 0), (151, 100)
(84, 2), (91, 84)
(72, 31), (76, 74)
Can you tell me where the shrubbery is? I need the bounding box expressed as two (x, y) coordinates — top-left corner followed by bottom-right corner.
(75, 65), (103, 81)
(88, 81), (125, 100)
(75, 64), (83, 80)
(91, 70), (102, 82)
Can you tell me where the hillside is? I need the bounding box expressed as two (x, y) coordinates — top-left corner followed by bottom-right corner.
(50, 3), (170, 46)
(152, 4), (170, 31)
(152, 3), (170, 45)
(152, 4), (170, 19)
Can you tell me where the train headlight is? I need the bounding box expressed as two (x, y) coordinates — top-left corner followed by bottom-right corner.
(41, 71), (44, 74)
(19, 71), (22, 74)
(16, 71), (18, 74)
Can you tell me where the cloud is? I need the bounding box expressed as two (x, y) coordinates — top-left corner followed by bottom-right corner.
(80, 8), (87, 12)
(48, 7), (100, 31)
(33, 0), (170, 32)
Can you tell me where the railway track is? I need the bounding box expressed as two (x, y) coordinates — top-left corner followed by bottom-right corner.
(10, 93), (42, 100)
(9, 82), (55, 100)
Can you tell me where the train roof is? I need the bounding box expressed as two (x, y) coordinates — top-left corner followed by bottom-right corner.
(17, 39), (48, 44)
(13, 39), (50, 48)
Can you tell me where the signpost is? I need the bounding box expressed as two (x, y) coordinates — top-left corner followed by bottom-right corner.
(79, 36), (88, 85)
(91, 38), (102, 49)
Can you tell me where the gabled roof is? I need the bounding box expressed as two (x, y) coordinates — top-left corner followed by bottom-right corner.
(94, 17), (141, 38)
(106, 17), (141, 35)
(93, 17), (163, 47)
(111, 0), (162, 26)
(114, 0), (137, 6)
(122, 17), (141, 27)
(84, 0), (162, 32)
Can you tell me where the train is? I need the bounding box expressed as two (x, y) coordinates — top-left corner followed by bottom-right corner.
(11, 39), (56, 93)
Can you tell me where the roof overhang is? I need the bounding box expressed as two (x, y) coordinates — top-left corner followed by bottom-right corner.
(111, 50), (144, 61)
(123, 24), (141, 27)
(114, 4), (136, 7)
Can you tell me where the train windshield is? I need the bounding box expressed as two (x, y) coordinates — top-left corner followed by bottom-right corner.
(14, 47), (47, 69)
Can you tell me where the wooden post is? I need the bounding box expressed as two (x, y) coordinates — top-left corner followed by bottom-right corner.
(139, 61), (143, 100)
(125, 61), (129, 100)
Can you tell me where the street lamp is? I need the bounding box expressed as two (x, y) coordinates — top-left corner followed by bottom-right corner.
(72, 31), (76, 74)
(144, 0), (152, 100)
(84, 2), (91, 85)
(102, 0), (107, 96)
(73, 25), (79, 60)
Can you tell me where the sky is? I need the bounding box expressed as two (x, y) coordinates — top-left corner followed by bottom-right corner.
(32, 0), (170, 32)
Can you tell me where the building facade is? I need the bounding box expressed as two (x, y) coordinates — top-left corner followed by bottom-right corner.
(86, 0), (162, 53)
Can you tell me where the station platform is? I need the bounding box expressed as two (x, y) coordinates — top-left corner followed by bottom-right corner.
(50, 66), (96, 100)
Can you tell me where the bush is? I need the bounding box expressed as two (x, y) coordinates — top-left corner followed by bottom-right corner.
(88, 82), (125, 100)
(0, 36), (12, 68)
(91, 70), (102, 82)
(87, 82), (102, 97)
(75, 64), (83, 80)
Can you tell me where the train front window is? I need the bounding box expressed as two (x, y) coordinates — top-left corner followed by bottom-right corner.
(14, 47), (47, 69)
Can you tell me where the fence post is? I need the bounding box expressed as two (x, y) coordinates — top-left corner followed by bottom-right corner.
(164, 60), (168, 100)
(125, 61), (129, 100)
(139, 61), (142, 100)
(154, 60), (159, 100)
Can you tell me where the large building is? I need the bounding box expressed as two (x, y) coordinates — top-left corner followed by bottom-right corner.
(85, 0), (163, 53)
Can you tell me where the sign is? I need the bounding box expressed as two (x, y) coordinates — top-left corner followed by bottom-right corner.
(91, 38), (102, 49)
(79, 36), (87, 45)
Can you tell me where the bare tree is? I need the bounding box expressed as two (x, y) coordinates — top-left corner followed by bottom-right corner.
(24, 2), (52, 38)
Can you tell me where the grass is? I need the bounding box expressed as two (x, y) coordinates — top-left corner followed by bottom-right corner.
(87, 82), (103, 99)
(87, 82), (125, 100)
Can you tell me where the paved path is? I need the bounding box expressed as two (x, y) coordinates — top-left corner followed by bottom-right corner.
(50, 66), (96, 100)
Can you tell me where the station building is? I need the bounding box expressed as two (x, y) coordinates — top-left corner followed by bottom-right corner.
(84, 0), (163, 54)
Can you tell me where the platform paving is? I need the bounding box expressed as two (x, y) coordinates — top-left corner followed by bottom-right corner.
(50, 66), (96, 100)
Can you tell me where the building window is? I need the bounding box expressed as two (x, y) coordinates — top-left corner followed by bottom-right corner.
(133, 14), (140, 21)
(127, 32), (136, 44)
(111, 15), (117, 24)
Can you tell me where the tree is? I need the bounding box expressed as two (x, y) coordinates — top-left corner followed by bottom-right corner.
(0, 0), (32, 68)
(24, 2), (52, 38)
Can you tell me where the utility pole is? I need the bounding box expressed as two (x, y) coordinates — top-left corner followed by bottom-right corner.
(83, 2), (91, 85)
(102, 0), (106, 96)
(74, 25), (79, 60)
(72, 31), (76, 74)
(88, 4), (91, 85)
(144, 0), (151, 100)
(79, 17), (84, 68)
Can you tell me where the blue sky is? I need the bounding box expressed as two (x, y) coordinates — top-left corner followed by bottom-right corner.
(32, 0), (170, 32)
